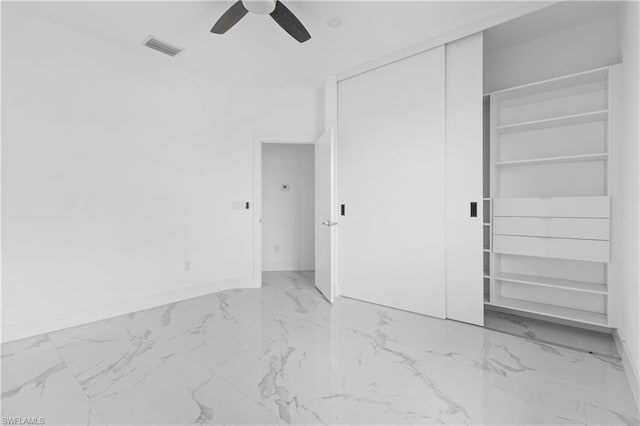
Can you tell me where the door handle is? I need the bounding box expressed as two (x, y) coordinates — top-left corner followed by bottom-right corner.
(470, 202), (478, 217)
(322, 221), (338, 226)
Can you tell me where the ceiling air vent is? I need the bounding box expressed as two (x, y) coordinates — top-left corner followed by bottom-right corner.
(143, 37), (183, 57)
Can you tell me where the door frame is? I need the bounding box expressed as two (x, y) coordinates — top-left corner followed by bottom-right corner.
(252, 133), (318, 286)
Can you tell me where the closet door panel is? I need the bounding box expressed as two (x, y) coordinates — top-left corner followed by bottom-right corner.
(445, 33), (484, 325)
(338, 46), (446, 318)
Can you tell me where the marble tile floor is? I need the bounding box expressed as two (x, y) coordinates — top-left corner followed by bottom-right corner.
(484, 310), (619, 358)
(1, 271), (638, 425)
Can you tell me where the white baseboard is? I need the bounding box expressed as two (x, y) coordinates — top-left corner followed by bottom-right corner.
(1, 277), (259, 344)
(262, 263), (314, 272)
(614, 330), (640, 411)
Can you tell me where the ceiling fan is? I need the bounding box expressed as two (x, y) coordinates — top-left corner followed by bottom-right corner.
(211, 0), (311, 43)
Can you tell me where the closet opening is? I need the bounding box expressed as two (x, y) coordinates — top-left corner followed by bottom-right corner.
(480, 0), (622, 357)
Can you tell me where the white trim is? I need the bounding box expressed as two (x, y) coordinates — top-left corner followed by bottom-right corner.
(324, 76), (339, 299)
(485, 64), (614, 96)
(1, 277), (257, 343)
(336, 2), (556, 82)
(607, 65), (619, 328)
(614, 330), (640, 411)
(252, 133), (318, 282)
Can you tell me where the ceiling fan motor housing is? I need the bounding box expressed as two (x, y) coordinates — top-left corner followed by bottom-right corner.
(211, 0), (310, 43)
(242, 0), (276, 15)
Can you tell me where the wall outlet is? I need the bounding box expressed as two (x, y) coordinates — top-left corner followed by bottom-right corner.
(184, 261), (191, 272)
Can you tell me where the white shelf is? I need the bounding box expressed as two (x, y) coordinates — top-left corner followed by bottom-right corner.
(494, 153), (608, 168)
(493, 272), (607, 295)
(487, 66), (609, 99)
(496, 110), (608, 134)
(485, 297), (608, 327)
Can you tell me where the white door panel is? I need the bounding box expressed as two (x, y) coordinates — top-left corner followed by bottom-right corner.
(338, 47), (446, 318)
(314, 130), (336, 302)
(445, 33), (484, 325)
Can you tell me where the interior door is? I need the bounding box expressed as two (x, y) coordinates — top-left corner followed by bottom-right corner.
(337, 47), (447, 318)
(445, 33), (484, 325)
(314, 130), (336, 302)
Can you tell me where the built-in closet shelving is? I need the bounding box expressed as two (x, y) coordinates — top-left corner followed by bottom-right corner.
(483, 66), (619, 327)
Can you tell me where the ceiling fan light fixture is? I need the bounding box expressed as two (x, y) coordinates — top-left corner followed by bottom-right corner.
(242, 0), (276, 15)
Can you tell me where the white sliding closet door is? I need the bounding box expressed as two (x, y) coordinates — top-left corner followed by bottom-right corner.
(338, 47), (446, 318)
(445, 33), (484, 325)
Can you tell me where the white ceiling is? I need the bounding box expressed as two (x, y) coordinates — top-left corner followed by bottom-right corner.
(484, 0), (621, 52)
(8, 1), (524, 88)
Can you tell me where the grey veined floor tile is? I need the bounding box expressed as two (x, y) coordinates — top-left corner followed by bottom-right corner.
(2, 271), (638, 425)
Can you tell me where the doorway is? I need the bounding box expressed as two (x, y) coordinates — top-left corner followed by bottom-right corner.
(260, 143), (315, 273)
(252, 133), (336, 303)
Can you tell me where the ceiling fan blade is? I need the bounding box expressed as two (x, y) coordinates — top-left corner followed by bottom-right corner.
(269, 1), (311, 43)
(211, 1), (249, 34)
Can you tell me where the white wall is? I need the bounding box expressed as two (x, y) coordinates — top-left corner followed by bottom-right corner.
(616, 0), (640, 403)
(484, 13), (621, 92)
(262, 144), (314, 271)
(1, 8), (321, 341)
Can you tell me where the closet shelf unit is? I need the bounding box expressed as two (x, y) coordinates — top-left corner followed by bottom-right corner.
(490, 272), (608, 294)
(485, 297), (608, 327)
(482, 65), (618, 328)
(494, 152), (608, 167)
(495, 109), (608, 133)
